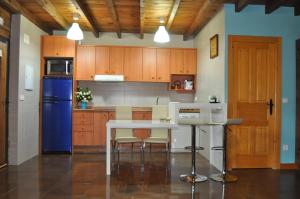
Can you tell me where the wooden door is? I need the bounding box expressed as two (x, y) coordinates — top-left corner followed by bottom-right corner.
(228, 36), (281, 169)
(109, 47), (124, 75)
(0, 41), (7, 168)
(297, 39), (300, 165)
(95, 46), (110, 74)
(94, 112), (109, 146)
(76, 46), (95, 80)
(156, 48), (170, 82)
(170, 49), (184, 74)
(142, 48), (157, 82)
(184, 49), (197, 74)
(124, 47), (142, 81)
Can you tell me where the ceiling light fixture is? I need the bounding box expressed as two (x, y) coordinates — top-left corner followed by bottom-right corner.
(154, 17), (170, 43)
(67, 13), (84, 41)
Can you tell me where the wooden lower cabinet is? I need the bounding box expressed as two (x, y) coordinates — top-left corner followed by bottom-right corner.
(73, 110), (151, 152)
(132, 111), (152, 139)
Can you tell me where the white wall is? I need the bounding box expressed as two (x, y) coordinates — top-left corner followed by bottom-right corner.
(194, 9), (225, 103)
(54, 31), (194, 48)
(193, 8), (225, 170)
(78, 82), (194, 106)
(8, 14), (46, 165)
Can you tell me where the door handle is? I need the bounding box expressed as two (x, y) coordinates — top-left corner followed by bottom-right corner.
(267, 99), (274, 115)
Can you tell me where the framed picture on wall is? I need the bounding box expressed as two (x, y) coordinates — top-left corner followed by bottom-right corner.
(210, 34), (219, 59)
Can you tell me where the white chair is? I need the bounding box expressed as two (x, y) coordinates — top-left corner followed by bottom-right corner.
(114, 106), (142, 159)
(143, 105), (170, 152)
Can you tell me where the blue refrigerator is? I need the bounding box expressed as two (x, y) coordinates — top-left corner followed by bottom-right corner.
(42, 76), (72, 153)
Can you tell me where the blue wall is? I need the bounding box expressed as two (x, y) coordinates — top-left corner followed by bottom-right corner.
(224, 4), (300, 163)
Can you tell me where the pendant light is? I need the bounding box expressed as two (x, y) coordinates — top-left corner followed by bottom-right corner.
(67, 13), (84, 41)
(154, 17), (170, 43)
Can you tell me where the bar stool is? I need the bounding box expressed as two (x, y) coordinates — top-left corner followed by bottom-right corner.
(210, 119), (242, 183)
(180, 124), (208, 183)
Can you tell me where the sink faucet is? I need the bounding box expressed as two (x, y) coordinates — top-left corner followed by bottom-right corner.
(156, 97), (159, 105)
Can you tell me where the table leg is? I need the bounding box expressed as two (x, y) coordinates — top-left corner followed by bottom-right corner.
(106, 124), (111, 175)
(180, 125), (207, 183)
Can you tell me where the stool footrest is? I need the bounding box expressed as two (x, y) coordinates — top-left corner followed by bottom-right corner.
(185, 146), (204, 150)
(211, 146), (224, 151)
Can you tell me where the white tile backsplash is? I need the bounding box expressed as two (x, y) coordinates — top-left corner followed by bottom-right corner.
(78, 82), (194, 106)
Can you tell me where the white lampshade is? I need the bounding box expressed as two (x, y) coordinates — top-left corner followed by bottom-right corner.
(154, 25), (170, 43)
(67, 22), (84, 40)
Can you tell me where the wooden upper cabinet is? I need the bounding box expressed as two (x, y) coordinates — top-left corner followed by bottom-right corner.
(184, 49), (197, 74)
(95, 46), (110, 74)
(142, 48), (157, 82)
(170, 49), (184, 74)
(76, 46), (95, 80)
(124, 47), (142, 81)
(109, 47), (124, 75)
(156, 49), (170, 82)
(170, 48), (197, 75)
(42, 36), (75, 58)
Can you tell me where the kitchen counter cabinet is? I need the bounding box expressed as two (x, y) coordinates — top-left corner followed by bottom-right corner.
(73, 112), (94, 146)
(132, 111), (152, 139)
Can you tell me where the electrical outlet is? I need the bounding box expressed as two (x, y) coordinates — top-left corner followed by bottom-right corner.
(283, 144), (289, 151)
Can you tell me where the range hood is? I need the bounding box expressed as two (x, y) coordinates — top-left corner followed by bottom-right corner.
(94, 75), (124, 82)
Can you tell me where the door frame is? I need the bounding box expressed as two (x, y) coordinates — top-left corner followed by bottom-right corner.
(0, 39), (9, 168)
(228, 35), (282, 169)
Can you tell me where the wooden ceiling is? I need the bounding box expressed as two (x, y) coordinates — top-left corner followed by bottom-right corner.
(0, 0), (299, 40)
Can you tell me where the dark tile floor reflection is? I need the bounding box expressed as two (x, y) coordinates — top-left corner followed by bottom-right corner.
(0, 153), (299, 199)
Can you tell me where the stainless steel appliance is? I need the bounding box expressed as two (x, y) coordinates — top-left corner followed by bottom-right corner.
(45, 59), (73, 76)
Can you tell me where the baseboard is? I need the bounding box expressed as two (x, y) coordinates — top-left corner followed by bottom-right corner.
(280, 163), (299, 170)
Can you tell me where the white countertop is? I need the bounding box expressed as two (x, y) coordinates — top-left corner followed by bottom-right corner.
(107, 120), (177, 129)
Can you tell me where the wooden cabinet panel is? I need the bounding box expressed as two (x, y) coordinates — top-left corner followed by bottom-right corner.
(142, 48), (157, 82)
(156, 49), (170, 82)
(184, 49), (197, 74)
(124, 47), (142, 81)
(73, 112), (94, 146)
(109, 47), (124, 75)
(42, 36), (55, 57)
(76, 46), (95, 80)
(94, 112), (109, 146)
(132, 111), (151, 139)
(95, 46), (110, 74)
(170, 49), (184, 74)
(42, 36), (75, 58)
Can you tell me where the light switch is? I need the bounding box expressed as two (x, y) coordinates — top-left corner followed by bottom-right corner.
(24, 33), (30, 44)
(19, 95), (25, 101)
(282, 98), (288, 104)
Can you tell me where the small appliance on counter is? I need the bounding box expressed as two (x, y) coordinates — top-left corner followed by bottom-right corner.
(184, 80), (193, 90)
(42, 76), (72, 153)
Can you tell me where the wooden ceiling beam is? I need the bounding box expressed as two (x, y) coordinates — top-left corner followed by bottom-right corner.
(235, 0), (251, 12)
(265, 0), (284, 14)
(140, 0), (144, 39)
(34, 0), (69, 29)
(0, 0), (52, 34)
(166, 0), (181, 30)
(183, 0), (225, 41)
(71, 0), (99, 38)
(105, 0), (121, 38)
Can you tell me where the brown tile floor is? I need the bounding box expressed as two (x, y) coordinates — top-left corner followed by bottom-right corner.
(0, 153), (299, 199)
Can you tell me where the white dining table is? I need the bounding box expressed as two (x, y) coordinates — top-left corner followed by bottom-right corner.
(106, 120), (178, 175)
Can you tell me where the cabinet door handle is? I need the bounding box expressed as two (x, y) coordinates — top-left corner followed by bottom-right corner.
(152, 77), (155, 79)
(267, 99), (274, 115)
(91, 75), (94, 79)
